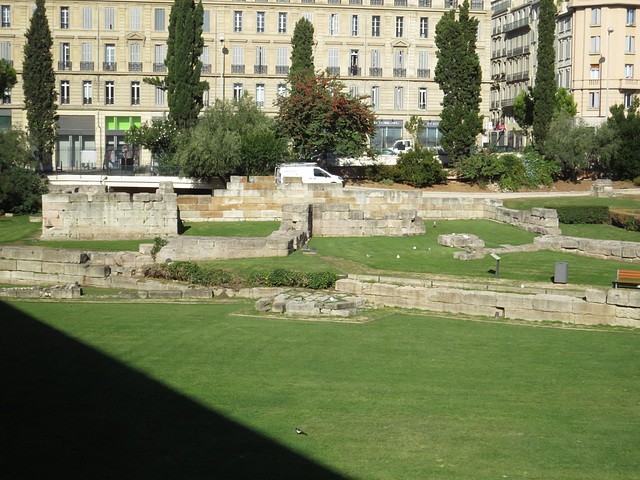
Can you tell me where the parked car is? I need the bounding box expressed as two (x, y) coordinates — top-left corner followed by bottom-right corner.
(275, 163), (344, 185)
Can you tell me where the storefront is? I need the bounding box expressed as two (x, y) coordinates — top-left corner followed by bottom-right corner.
(56, 115), (95, 170)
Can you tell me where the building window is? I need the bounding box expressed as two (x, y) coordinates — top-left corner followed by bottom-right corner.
(418, 87), (427, 110)
(2, 87), (10, 104)
(83, 80), (92, 105)
(129, 44), (142, 71)
(370, 49), (381, 76)
(590, 64), (600, 80)
(394, 49), (406, 77)
(200, 46), (210, 73)
(625, 64), (634, 78)
(419, 17), (428, 38)
(60, 6), (69, 29)
(256, 12), (265, 33)
(1, 5), (10, 28)
(130, 7), (141, 30)
(329, 14), (339, 35)
(328, 49), (340, 76)
(232, 45), (245, 73)
(278, 12), (287, 34)
(234, 11), (243, 32)
(155, 86), (165, 107)
(131, 82), (140, 105)
(625, 36), (635, 53)
(255, 46), (267, 74)
(154, 44), (166, 72)
(349, 50), (360, 76)
(627, 8), (636, 26)
(0, 41), (11, 65)
(624, 93), (635, 109)
(104, 44), (116, 71)
(277, 83), (287, 97)
(588, 91), (599, 110)
(590, 36), (600, 53)
(371, 16), (380, 37)
(81, 6), (92, 29)
(60, 80), (70, 104)
(276, 47), (288, 75)
(395, 17), (404, 37)
(81, 43), (93, 70)
(59, 43), (71, 70)
(255, 84), (265, 108)
(154, 9), (165, 31)
(105, 81), (115, 105)
(349, 85), (359, 97)
(351, 15), (359, 36)
(104, 7), (115, 30)
(203, 10), (210, 32)
(371, 85), (379, 109)
(394, 86), (404, 110)
(233, 83), (243, 101)
(591, 7), (600, 26)
(418, 51), (430, 78)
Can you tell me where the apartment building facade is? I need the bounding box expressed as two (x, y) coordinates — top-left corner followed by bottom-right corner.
(0, 0), (492, 170)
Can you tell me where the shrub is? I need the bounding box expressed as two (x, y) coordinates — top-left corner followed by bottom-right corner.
(379, 178), (394, 186)
(150, 237), (168, 260)
(393, 146), (448, 187)
(146, 261), (234, 286)
(633, 175), (640, 186)
(265, 268), (302, 287)
(610, 210), (640, 231)
(304, 271), (339, 290)
(546, 205), (610, 224)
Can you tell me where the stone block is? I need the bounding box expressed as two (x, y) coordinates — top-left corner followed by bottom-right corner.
(0, 258), (17, 270)
(531, 294), (573, 313)
(572, 298), (615, 317)
(1, 247), (44, 261)
(16, 260), (42, 273)
(182, 288), (214, 298)
(460, 290), (497, 307)
(607, 289), (630, 306)
(428, 288), (461, 304)
(585, 288), (608, 304)
(147, 290), (183, 299)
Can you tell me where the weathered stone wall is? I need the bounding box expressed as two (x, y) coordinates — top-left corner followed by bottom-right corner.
(534, 235), (640, 263)
(335, 278), (639, 328)
(41, 182), (179, 240)
(177, 176), (560, 234)
(280, 203), (426, 237)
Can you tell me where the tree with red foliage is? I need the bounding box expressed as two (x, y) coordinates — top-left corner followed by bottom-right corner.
(276, 71), (376, 161)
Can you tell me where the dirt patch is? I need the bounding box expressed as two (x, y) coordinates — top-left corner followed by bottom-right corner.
(346, 178), (637, 194)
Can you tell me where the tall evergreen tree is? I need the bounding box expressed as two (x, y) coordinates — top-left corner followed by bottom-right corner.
(434, 0), (483, 162)
(532, 0), (556, 148)
(147, 0), (207, 130)
(22, 0), (58, 169)
(290, 18), (315, 82)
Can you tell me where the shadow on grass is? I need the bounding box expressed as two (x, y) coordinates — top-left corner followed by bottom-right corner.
(0, 302), (349, 480)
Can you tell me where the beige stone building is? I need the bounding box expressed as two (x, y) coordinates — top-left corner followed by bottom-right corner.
(0, 0), (492, 170)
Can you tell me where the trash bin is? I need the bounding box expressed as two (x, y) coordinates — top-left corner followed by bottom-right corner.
(554, 262), (568, 284)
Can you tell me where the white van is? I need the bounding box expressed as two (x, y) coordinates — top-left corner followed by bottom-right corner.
(275, 163), (344, 185)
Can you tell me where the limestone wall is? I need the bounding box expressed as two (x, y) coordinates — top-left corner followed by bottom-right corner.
(41, 182), (179, 240)
(176, 176), (560, 234)
(534, 235), (640, 263)
(335, 278), (639, 328)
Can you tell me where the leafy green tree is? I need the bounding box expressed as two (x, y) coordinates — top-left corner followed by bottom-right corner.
(532, 0), (556, 148)
(290, 18), (315, 82)
(124, 119), (181, 173)
(591, 121), (621, 175)
(22, 0), (58, 170)
(434, 0), (483, 162)
(604, 97), (640, 180)
(555, 87), (577, 117)
(405, 115), (426, 147)
(392, 146), (448, 187)
(176, 96), (287, 179)
(514, 88), (534, 138)
(0, 58), (17, 93)
(544, 111), (595, 181)
(146, 0), (207, 130)
(276, 71), (376, 161)
(0, 130), (47, 214)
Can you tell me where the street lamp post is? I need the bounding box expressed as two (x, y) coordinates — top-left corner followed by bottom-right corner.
(605, 26), (614, 118)
(219, 35), (226, 100)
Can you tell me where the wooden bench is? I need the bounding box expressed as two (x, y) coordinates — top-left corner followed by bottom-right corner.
(614, 270), (640, 288)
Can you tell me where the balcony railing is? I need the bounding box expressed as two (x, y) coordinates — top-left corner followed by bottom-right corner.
(232, 64), (245, 74)
(254, 64), (267, 74)
(329, 0), (341, 4)
(393, 68), (406, 77)
(153, 63), (166, 72)
(445, 0), (457, 8)
(470, 0), (483, 9)
(349, 0), (362, 4)
(83, 97), (92, 105)
(327, 66), (340, 76)
(620, 78), (640, 89)
(58, 61), (72, 71)
(492, 0), (510, 13)
(419, 0), (432, 6)
(501, 98), (515, 107)
(418, 102), (426, 110)
(370, 0), (383, 4)
(103, 62), (117, 71)
(417, 68), (430, 78)
(60, 96), (70, 105)
(80, 61), (94, 71)
(369, 67), (382, 77)
(503, 17), (531, 33)
(129, 62), (142, 72)
(394, 0), (407, 5)
(349, 66), (361, 76)
(105, 97), (115, 105)
(201, 64), (211, 73)
(276, 65), (289, 75)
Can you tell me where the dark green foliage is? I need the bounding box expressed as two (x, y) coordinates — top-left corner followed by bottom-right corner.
(290, 18), (315, 81)
(0, 58), (17, 93)
(392, 147), (448, 187)
(22, 0), (58, 169)
(0, 130), (46, 215)
(125, 119), (180, 170)
(514, 88), (534, 136)
(259, 268), (339, 289)
(150, 237), (169, 260)
(604, 97), (640, 180)
(145, 261), (234, 286)
(555, 88), (577, 117)
(610, 211), (640, 232)
(544, 111), (596, 181)
(547, 205), (610, 225)
(264, 268), (302, 287)
(434, 0), (483, 162)
(146, 0), (207, 130)
(532, 0), (556, 148)
(176, 96), (287, 179)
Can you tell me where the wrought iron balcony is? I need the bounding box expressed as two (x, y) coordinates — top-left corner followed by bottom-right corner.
(393, 68), (406, 77)
(129, 62), (142, 72)
(349, 66), (361, 76)
(276, 65), (289, 75)
(232, 64), (245, 74)
(445, 0), (457, 8)
(419, 0), (432, 6)
(326, 66), (340, 76)
(369, 67), (382, 77)
(201, 64), (211, 73)
(60, 96), (70, 105)
(58, 61), (72, 71)
(394, 0), (407, 5)
(470, 0), (483, 9)
(370, 0), (383, 4)
(349, 0), (362, 4)
(103, 62), (117, 71)
(83, 97), (92, 105)
(153, 63), (166, 72)
(80, 61), (94, 71)
(254, 64), (267, 74)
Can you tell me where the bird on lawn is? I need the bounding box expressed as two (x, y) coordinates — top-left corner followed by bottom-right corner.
(296, 428), (308, 436)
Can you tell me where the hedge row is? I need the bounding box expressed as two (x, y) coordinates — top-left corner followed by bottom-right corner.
(545, 205), (610, 224)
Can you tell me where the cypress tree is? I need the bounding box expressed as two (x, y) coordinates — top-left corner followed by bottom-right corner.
(22, 0), (58, 169)
(151, 0), (208, 130)
(532, 0), (556, 148)
(290, 18), (315, 82)
(434, 0), (483, 162)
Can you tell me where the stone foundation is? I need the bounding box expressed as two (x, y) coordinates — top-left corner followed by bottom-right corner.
(534, 235), (640, 263)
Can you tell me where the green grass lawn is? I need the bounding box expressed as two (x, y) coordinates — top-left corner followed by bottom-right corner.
(503, 195), (640, 212)
(0, 215), (41, 244)
(182, 220), (280, 237)
(3, 300), (638, 479)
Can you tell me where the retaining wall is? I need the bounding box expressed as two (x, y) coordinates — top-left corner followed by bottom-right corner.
(41, 182), (179, 240)
(534, 235), (640, 263)
(335, 278), (639, 328)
